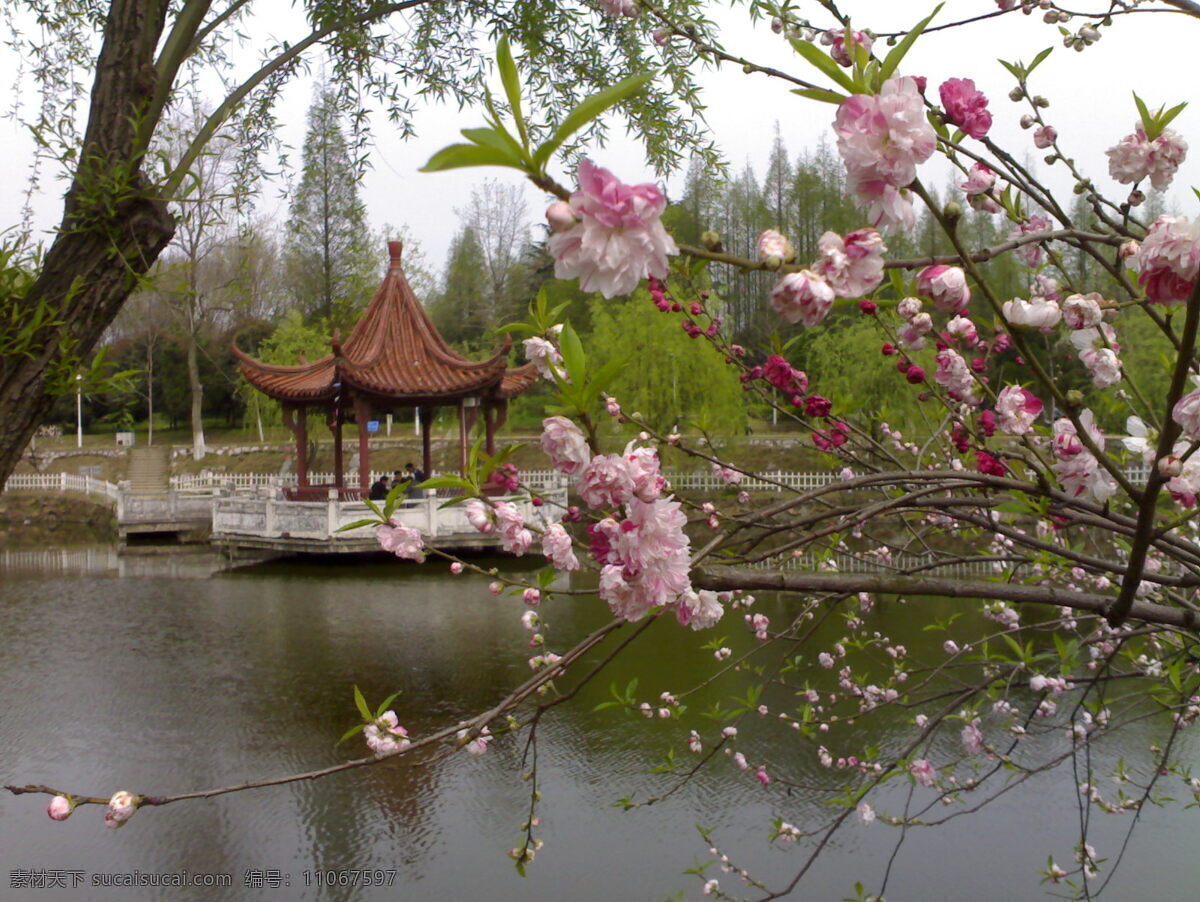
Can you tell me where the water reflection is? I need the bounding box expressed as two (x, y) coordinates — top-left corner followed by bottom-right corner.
(0, 549), (1194, 901)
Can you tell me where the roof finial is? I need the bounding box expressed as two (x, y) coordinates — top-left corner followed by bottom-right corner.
(387, 240), (403, 268)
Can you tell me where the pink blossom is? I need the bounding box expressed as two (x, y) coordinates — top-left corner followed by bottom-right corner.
(756, 229), (794, 264)
(1033, 125), (1057, 148)
(1002, 296), (1061, 332)
(599, 0), (637, 19)
(1173, 389), (1200, 441)
(47, 795), (72, 821)
(365, 710), (411, 756)
(464, 499), (493, 534)
(849, 179), (917, 232)
(996, 385), (1044, 435)
(762, 354), (808, 394)
(458, 726), (492, 755)
(540, 416), (591, 476)
(828, 29), (872, 67)
(522, 588), (541, 606)
(813, 228), (887, 297)
(713, 462), (744, 485)
(688, 730), (702, 752)
(625, 441), (666, 502)
(934, 349), (978, 404)
(1080, 347), (1122, 388)
(1107, 126), (1188, 190)
(1052, 413), (1118, 503)
(910, 759), (936, 787)
(493, 501), (532, 556)
(770, 270), (835, 326)
(939, 78), (992, 139)
(542, 522), (580, 571)
(754, 766), (771, 786)
(1135, 215), (1200, 304)
(104, 791), (138, 829)
(960, 162), (997, 196)
(818, 652), (835, 668)
(917, 265), (971, 313)
(945, 315), (979, 346)
(376, 521), (426, 562)
(976, 451), (1007, 477)
(896, 296), (922, 320)
(1010, 214), (1054, 267)
(1062, 293), (1104, 329)
(676, 589), (724, 630)
(548, 160), (677, 298)
(450, 561), (464, 574)
(578, 453), (636, 509)
(961, 718), (984, 755)
(523, 336), (566, 382)
(835, 78), (935, 226)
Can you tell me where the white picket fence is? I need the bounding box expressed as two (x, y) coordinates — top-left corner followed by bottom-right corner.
(2, 462), (1155, 504)
(2, 472), (120, 502)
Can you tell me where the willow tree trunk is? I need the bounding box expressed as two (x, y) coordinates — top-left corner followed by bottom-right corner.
(0, 0), (176, 482)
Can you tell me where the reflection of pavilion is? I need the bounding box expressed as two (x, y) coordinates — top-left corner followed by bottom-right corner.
(233, 240), (537, 500)
(211, 241), (563, 555)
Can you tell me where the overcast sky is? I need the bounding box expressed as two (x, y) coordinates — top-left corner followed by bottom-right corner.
(0, 1), (1195, 282)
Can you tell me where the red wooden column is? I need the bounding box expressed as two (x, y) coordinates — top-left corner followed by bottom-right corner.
(330, 407), (344, 492)
(457, 399), (469, 475)
(353, 395), (371, 493)
(484, 403), (496, 456)
(419, 406), (433, 478)
(283, 404), (310, 488)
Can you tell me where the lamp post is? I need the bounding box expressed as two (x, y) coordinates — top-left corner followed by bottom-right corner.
(75, 374), (83, 448)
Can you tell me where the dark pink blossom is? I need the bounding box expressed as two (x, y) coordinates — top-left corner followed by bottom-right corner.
(939, 78), (992, 139)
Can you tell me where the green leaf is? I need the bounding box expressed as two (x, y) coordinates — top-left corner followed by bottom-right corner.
(374, 691), (401, 718)
(1159, 101), (1188, 132)
(382, 481), (410, 519)
(362, 497), (384, 520)
(1025, 45), (1053, 77)
(353, 685), (372, 722)
(335, 518), (380, 533)
(788, 35), (860, 93)
(790, 86), (847, 104)
(420, 142), (526, 173)
(495, 38), (529, 148)
(532, 73), (654, 170)
(336, 723), (366, 746)
(880, 3), (942, 80)
(1134, 92), (1153, 136)
(461, 126), (527, 162)
(420, 475), (476, 490)
(558, 322), (586, 386)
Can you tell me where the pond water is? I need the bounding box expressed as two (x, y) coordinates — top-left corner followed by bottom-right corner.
(0, 547), (1194, 901)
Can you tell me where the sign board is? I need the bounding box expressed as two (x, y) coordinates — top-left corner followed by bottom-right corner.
(115, 431), (135, 447)
(366, 420), (380, 434)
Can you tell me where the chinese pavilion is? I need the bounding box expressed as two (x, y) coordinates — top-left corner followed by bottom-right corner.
(233, 241), (537, 499)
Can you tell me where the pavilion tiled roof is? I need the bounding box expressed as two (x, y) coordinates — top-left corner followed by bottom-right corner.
(234, 241), (531, 405)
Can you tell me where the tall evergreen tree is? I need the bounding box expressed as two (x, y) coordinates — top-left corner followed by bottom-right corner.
(285, 84), (378, 328)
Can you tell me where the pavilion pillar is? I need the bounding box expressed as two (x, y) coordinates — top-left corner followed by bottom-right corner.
(419, 406), (433, 478)
(484, 403), (496, 457)
(457, 399), (469, 475)
(353, 395), (371, 494)
(330, 407), (344, 492)
(283, 404), (309, 488)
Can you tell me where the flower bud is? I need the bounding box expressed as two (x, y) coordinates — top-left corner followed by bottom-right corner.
(1008, 87), (1024, 102)
(1127, 189), (1145, 207)
(449, 562), (464, 574)
(104, 791), (139, 829)
(701, 231), (723, 252)
(1065, 389), (1084, 407)
(652, 26), (672, 45)
(545, 201), (576, 234)
(1020, 115), (1035, 129)
(1158, 456), (1183, 478)
(523, 588), (541, 606)
(47, 795), (73, 821)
